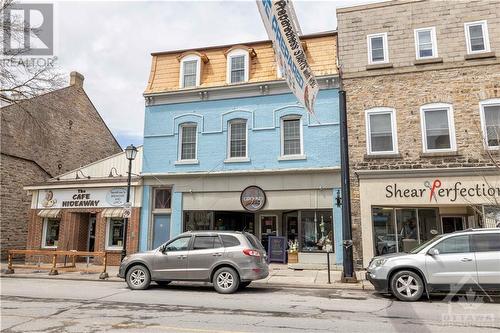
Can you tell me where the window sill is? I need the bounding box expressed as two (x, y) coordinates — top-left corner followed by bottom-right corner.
(414, 57), (443, 65)
(278, 154), (307, 161)
(465, 52), (496, 60)
(224, 157), (250, 163)
(105, 247), (123, 251)
(420, 151), (459, 158)
(364, 153), (402, 160)
(41, 246), (57, 249)
(366, 62), (393, 70)
(175, 159), (199, 165)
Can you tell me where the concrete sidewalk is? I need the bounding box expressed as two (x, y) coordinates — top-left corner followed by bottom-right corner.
(0, 262), (374, 291)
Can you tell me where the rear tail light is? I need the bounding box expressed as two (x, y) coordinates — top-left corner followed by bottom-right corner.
(243, 249), (261, 257)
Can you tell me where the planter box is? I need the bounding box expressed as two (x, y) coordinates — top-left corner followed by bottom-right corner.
(287, 251), (298, 263)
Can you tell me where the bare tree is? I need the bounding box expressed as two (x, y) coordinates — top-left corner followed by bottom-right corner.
(0, 0), (65, 104)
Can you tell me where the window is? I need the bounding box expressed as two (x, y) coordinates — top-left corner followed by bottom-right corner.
(367, 33), (388, 64)
(414, 27), (437, 59)
(192, 236), (223, 250)
(281, 117), (303, 156)
(179, 124), (197, 161)
(154, 188), (171, 209)
(228, 120), (247, 159)
(300, 210), (333, 252)
(220, 234), (240, 247)
(179, 55), (201, 88)
(471, 233), (500, 252)
(420, 104), (456, 152)
(365, 108), (398, 154)
(226, 49), (249, 84)
(42, 218), (60, 248)
(434, 235), (470, 254)
(165, 236), (191, 252)
(106, 218), (124, 249)
(465, 21), (490, 54)
(480, 100), (500, 149)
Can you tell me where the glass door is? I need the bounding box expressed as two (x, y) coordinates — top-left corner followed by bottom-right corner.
(87, 215), (96, 252)
(283, 211), (298, 243)
(441, 216), (465, 234)
(260, 215), (277, 252)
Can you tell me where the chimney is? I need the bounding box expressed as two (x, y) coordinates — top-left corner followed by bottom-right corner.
(70, 71), (84, 88)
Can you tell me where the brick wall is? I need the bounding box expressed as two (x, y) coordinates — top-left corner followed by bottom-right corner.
(1, 78), (122, 258)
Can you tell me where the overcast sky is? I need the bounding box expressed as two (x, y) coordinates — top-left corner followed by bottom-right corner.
(53, 0), (381, 148)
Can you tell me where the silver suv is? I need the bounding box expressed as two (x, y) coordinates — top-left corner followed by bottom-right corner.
(366, 228), (500, 301)
(118, 231), (269, 294)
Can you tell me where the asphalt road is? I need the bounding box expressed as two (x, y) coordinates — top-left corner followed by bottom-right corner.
(1, 278), (499, 333)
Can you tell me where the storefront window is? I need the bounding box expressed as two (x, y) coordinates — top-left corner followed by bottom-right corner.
(107, 218), (124, 249)
(300, 210), (333, 252)
(43, 218), (60, 248)
(373, 207), (396, 255)
(396, 209), (418, 253)
(184, 211), (213, 231)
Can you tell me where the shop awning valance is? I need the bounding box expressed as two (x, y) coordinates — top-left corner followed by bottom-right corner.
(38, 209), (61, 218)
(102, 208), (124, 218)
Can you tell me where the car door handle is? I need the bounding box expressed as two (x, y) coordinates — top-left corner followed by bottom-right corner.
(177, 255), (187, 259)
(460, 258), (472, 262)
(212, 253), (222, 257)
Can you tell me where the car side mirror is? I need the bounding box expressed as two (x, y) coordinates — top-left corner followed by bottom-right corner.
(159, 245), (167, 253)
(428, 248), (439, 256)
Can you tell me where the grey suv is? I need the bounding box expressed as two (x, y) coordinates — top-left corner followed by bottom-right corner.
(118, 231), (269, 294)
(366, 228), (500, 301)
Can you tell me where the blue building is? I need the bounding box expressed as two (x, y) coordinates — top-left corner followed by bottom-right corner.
(140, 32), (343, 264)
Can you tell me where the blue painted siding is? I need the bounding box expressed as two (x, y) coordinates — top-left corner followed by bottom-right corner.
(142, 89), (340, 174)
(171, 191), (183, 237)
(333, 188), (343, 264)
(139, 185), (151, 251)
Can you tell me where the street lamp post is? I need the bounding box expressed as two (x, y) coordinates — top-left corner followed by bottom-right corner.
(121, 144), (138, 262)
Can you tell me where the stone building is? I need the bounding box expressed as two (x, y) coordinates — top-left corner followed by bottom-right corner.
(0, 72), (122, 258)
(140, 32), (345, 265)
(337, 0), (500, 266)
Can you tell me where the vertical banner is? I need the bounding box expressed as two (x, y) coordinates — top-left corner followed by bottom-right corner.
(256, 0), (319, 114)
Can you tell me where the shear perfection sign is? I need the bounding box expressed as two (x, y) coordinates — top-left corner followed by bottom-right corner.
(256, 0), (318, 114)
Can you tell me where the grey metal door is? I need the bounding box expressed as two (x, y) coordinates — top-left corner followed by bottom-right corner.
(425, 235), (477, 285)
(152, 236), (190, 280)
(187, 236), (223, 280)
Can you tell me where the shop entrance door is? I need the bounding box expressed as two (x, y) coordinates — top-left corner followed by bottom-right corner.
(153, 215), (171, 249)
(260, 215), (277, 252)
(441, 216), (464, 234)
(283, 211), (298, 243)
(87, 215), (96, 252)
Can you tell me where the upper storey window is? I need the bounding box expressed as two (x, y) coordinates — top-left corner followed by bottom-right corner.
(464, 21), (490, 54)
(226, 48), (249, 84)
(179, 123), (197, 161)
(414, 27), (438, 59)
(480, 100), (500, 149)
(367, 33), (388, 64)
(179, 54), (201, 88)
(281, 116), (303, 157)
(420, 103), (456, 153)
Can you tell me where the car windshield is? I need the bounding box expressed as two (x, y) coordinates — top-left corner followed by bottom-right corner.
(244, 232), (265, 251)
(410, 235), (444, 253)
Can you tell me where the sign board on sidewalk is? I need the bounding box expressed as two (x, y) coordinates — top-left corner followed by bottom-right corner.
(256, 0), (319, 114)
(268, 236), (287, 263)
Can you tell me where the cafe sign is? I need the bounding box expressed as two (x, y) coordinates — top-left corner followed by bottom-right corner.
(240, 186), (266, 212)
(37, 187), (131, 209)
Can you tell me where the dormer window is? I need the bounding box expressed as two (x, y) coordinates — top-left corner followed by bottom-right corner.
(226, 48), (250, 84)
(179, 54), (201, 88)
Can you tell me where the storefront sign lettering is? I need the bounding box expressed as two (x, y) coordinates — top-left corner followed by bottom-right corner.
(240, 186), (266, 212)
(61, 189), (100, 207)
(386, 179), (500, 203)
(38, 187), (132, 209)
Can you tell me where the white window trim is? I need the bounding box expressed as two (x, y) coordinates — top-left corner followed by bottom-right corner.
(226, 49), (249, 84)
(420, 103), (457, 153)
(464, 20), (491, 54)
(179, 54), (201, 88)
(226, 119), (249, 161)
(479, 99), (500, 150)
(177, 123), (198, 164)
(280, 116), (305, 159)
(414, 27), (438, 59)
(367, 32), (389, 64)
(41, 218), (59, 249)
(105, 218), (124, 250)
(365, 107), (399, 155)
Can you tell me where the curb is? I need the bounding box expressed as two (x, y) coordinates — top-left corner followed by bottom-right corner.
(0, 274), (374, 291)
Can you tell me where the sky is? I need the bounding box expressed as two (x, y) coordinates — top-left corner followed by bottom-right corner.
(52, 0), (382, 148)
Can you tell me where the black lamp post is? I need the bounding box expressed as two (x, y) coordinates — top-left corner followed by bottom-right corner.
(121, 144), (138, 261)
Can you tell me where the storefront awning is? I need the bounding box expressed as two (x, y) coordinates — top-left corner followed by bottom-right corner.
(102, 208), (124, 218)
(38, 209), (61, 218)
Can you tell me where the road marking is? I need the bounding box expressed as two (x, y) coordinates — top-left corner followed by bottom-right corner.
(147, 325), (248, 333)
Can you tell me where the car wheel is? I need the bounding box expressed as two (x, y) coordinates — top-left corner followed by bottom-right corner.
(155, 281), (171, 287)
(126, 265), (151, 290)
(390, 270), (424, 301)
(239, 281), (251, 289)
(213, 267), (240, 294)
